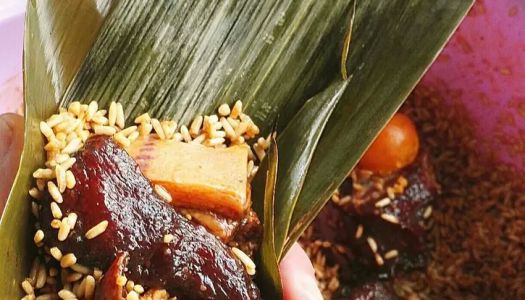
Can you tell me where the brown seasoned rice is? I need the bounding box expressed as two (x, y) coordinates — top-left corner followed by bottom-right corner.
(301, 86), (525, 299)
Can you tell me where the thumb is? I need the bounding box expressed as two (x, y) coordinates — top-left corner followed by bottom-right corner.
(280, 243), (323, 300)
(0, 113), (24, 213)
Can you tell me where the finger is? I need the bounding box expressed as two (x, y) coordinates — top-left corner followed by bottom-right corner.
(280, 243), (322, 300)
(0, 113), (24, 213)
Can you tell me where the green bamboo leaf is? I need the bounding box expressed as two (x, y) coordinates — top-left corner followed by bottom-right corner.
(285, 0), (474, 252)
(0, 1), (115, 297)
(273, 80), (349, 260)
(28, 0), (116, 102)
(252, 136), (281, 299)
(60, 1), (353, 129)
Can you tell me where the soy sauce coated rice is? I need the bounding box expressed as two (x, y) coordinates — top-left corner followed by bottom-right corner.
(301, 86), (525, 299)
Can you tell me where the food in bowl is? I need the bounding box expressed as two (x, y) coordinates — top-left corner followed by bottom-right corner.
(301, 87), (525, 299)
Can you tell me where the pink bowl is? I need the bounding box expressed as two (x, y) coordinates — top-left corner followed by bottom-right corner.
(422, 0), (525, 172)
(0, 0), (24, 115)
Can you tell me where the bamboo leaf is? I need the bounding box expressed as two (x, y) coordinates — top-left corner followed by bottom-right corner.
(60, 1), (353, 129)
(252, 136), (282, 299)
(340, 0), (356, 80)
(0, 1), (114, 297)
(285, 0), (474, 251)
(273, 80), (349, 260)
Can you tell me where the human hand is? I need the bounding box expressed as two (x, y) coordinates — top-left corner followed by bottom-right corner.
(280, 243), (323, 300)
(0, 113), (322, 299)
(0, 113), (24, 213)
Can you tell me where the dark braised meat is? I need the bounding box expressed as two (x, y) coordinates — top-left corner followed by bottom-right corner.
(40, 135), (260, 300)
(229, 209), (262, 258)
(310, 153), (439, 284)
(179, 208), (240, 241)
(180, 207), (262, 258)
